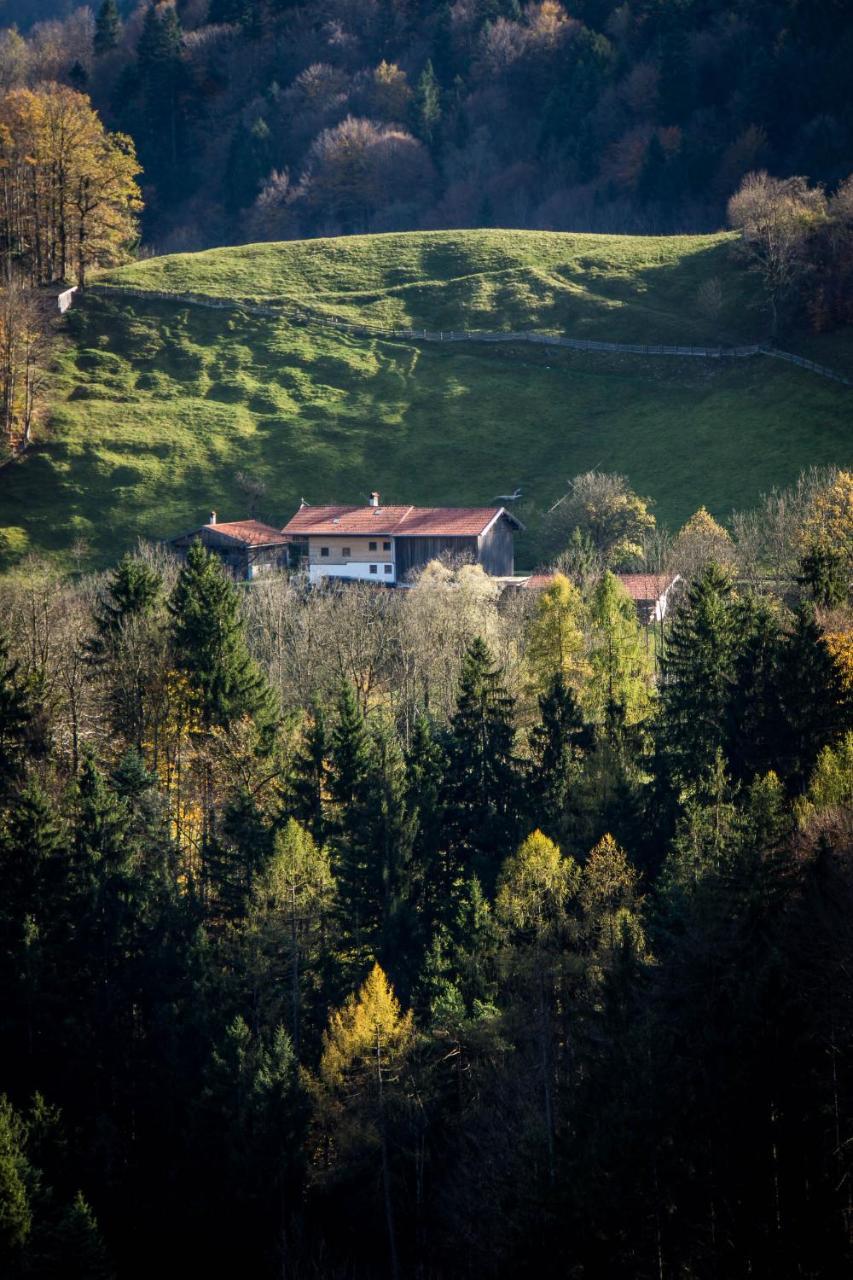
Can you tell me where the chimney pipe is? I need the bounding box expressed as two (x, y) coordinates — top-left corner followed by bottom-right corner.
(208, 510), (217, 525)
(369, 491), (380, 508)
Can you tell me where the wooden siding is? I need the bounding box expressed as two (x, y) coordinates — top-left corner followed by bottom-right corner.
(394, 535), (478, 579)
(477, 516), (515, 576)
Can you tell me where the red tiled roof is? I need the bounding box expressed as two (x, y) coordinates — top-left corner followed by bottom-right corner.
(283, 505), (521, 538)
(523, 572), (678, 600)
(617, 574), (679, 601)
(204, 520), (290, 547)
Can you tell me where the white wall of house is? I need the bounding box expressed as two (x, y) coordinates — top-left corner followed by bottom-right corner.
(309, 561), (397, 585)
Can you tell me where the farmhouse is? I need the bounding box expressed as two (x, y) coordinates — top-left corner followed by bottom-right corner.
(169, 513), (290, 580)
(522, 571), (682, 624)
(282, 493), (523, 585)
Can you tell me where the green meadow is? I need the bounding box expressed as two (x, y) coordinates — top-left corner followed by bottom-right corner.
(0, 229), (850, 572)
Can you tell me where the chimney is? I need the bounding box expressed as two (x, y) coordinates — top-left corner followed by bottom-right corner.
(208, 510), (217, 525)
(369, 491), (380, 508)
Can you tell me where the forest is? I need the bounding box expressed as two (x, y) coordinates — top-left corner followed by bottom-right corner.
(0, 466), (851, 1277)
(1, 0), (851, 251)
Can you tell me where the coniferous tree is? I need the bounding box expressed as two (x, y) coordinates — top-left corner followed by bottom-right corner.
(0, 636), (31, 793)
(527, 672), (590, 844)
(328, 684), (373, 960)
(405, 713), (446, 939)
(87, 554), (162, 660)
(772, 606), (851, 791)
(290, 704), (329, 842)
(169, 541), (277, 740)
(443, 637), (520, 889)
(94, 0), (121, 55)
(659, 564), (739, 789)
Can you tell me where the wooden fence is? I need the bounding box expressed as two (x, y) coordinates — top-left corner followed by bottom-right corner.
(84, 282), (852, 386)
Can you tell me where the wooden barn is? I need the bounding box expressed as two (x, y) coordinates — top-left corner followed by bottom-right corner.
(282, 493), (523, 585)
(168, 513), (290, 580)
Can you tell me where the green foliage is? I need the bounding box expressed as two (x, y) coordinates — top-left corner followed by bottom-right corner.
(586, 571), (651, 727)
(4, 232), (853, 573)
(444, 638), (520, 888)
(93, 0), (120, 55)
(169, 541), (277, 737)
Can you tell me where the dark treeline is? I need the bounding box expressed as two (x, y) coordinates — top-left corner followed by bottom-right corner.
(1, 0), (852, 249)
(0, 466), (852, 1277)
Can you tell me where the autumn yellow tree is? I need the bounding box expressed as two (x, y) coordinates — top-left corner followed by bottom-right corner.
(0, 84), (141, 285)
(671, 506), (737, 580)
(313, 964), (414, 1280)
(0, 277), (48, 452)
(802, 470), (853, 573)
(525, 572), (589, 698)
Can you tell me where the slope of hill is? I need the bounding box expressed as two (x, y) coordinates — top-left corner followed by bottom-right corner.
(0, 229), (850, 573)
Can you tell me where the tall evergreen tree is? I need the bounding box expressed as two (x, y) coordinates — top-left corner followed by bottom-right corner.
(169, 541), (277, 741)
(93, 0), (121, 56)
(443, 637), (520, 890)
(290, 705), (329, 842)
(527, 672), (590, 845)
(772, 606), (851, 791)
(658, 564), (739, 789)
(0, 635), (31, 793)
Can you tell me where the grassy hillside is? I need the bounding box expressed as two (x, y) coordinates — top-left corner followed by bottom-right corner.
(0, 229), (850, 573)
(101, 229), (756, 343)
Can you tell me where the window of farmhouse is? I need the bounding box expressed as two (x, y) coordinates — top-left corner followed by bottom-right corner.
(320, 547), (329, 557)
(342, 547), (351, 557)
(369, 541), (377, 550)
(370, 564), (377, 574)
(383, 541), (391, 551)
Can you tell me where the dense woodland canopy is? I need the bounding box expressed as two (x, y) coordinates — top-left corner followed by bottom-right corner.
(1, 0), (852, 251)
(0, 467), (851, 1277)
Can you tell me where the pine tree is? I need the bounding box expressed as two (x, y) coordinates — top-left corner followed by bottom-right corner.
(415, 61), (442, 142)
(0, 1096), (32, 1256)
(364, 718), (417, 979)
(405, 713), (446, 939)
(87, 554), (162, 660)
(290, 705), (329, 842)
(48, 1192), (112, 1280)
(169, 541), (277, 740)
(726, 594), (783, 783)
(0, 635), (31, 793)
(527, 672), (590, 844)
(772, 606), (851, 792)
(658, 564), (740, 789)
(444, 638), (521, 889)
(328, 684), (373, 959)
(94, 0), (121, 55)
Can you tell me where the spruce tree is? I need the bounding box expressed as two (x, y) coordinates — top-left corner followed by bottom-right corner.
(169, 541), (277, 740)
(87, 554), (162, 662)
(94, 0), (121, 55)
(328, 684), (373, 958)
(415, 61), (442, 142)
(405, 713), (446, 939)
(443, 638), (520, 889)
(0, 635), (31, 793)
(658, 564), (739, 789)
(527, 672), (590, 845)
(290, 705), (329, 842)
(772, 606), (851, 792)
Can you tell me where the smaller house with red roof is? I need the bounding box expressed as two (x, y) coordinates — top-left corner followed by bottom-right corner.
(282, 493), (524, 585)
(169, 512), (290, 580)
(521, 572), (682, 624)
